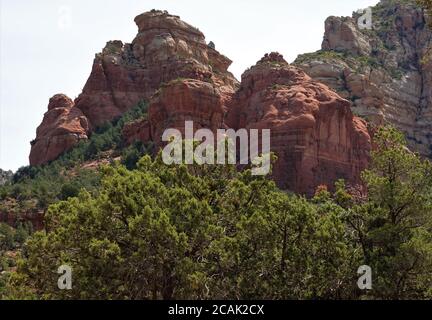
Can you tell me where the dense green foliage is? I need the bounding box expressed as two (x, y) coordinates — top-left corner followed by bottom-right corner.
(348, 127), (432, 299)
(0, 169), (13, 186)
(0, 222), (32, 252)
(0, 222), (32, 296)
(0, 101), (151, 298)
(1, 126), (431, 300)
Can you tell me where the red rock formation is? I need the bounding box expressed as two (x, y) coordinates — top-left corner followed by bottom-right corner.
(29, 11), (372, 196)
(75, 10), (237, 129)
(129, 52), (371, 194)
(0, 210), (45, 231)
(228, 53), (371, 194)
(29, 94), (89, 166)
(122, 118), (151, 145)
(148, 79), (225, 146)
(30, 10), (238, 165)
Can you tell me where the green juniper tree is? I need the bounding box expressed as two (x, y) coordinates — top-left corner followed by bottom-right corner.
(347, 126), (432, 299)
(3, 126), (432, 300)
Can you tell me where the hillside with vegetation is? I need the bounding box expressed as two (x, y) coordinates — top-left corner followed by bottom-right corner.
(1, 126), (432, 299)
(0, 101), (151, 287)
(1, 0), (432, 300)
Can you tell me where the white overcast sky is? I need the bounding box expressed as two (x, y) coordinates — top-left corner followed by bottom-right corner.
(0, 0), (379, 171)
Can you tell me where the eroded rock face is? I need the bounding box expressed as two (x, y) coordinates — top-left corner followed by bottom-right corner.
(122, 118), (151, 146)
(322, 16), (372, 56)
(295, 0), (432, 156)
(228, 53), (371, 194)
(75, 10), (237, 129)
(148, 79), (225, 147)
(30, 10), (238, 165)
(122, 53), (371, 194)
(29, 11), (373, 195)
(29, 94), (89, 166)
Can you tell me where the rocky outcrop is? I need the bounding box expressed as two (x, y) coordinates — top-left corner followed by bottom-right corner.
(29, 94), (89, 166)
(74, 10), (237, 129)
(294, 0), (432, 156)
(29, 10), (373, 195)
(148, 79), (226, 147)
(0, 198), (44, 230)
(227, 53), (371, 194)
(0, 210), (45, 231)
(122, 118), (151, 145)
(322, 16), (372, 56)
(30, 10), (238, 165)
(125, 53), (371, 194)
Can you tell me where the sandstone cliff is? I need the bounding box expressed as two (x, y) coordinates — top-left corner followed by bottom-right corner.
(124, 52), (371, 194)
(294, 0), (432, 156)
(30, 10), (238, 166)
(227, 53), (371, 194)
(148, 79), (226, 147)
(30, 10), (373, 195)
